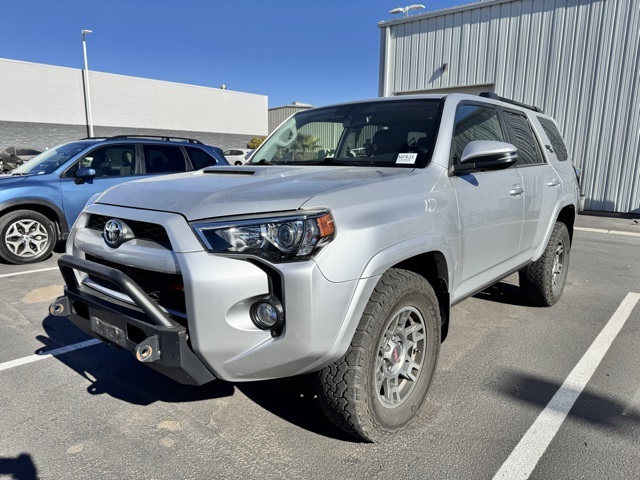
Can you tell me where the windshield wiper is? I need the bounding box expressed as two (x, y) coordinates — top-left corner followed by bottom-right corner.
(319, 158), (357, 166)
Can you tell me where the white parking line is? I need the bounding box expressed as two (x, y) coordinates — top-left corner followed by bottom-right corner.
(0, 267), (59, 278)
(493, 292), (640, 480)
(0, 339), (101, 372)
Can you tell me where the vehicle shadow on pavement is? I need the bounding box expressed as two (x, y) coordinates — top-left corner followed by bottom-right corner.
(38, 314), (358, 440)
(494, 369), (640, 435)
(0, 453), (39, 480)
(237, 375), (359, 442)
(474, 280), (534, 307)
(37, 315), (234, 406)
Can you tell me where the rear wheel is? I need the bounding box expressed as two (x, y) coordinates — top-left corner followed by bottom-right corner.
(316, 268), (440, 441)
(519, 221), (570, 306)
(0, 210), (57, 264)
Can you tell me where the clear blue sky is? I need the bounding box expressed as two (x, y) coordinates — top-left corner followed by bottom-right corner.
(2, 0), (468, 108)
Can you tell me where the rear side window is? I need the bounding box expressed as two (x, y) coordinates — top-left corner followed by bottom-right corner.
(143, 145), (187, 173)
(452, 104), (505, 163)
(538, 117), (569, 162)
(186, 147), (217, 169)
(503, 110), (544, 165)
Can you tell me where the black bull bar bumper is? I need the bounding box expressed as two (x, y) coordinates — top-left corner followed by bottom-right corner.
(50, 254), (216, 386)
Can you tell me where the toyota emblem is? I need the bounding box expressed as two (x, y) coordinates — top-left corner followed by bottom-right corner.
(103, 219), (132, 248)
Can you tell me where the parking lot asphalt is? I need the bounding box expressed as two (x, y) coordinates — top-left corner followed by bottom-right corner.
(0, 213), (639, 480)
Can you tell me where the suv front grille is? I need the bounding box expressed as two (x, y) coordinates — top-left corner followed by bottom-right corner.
(85, 254), (187, 321)
(87, 215), (172, 248)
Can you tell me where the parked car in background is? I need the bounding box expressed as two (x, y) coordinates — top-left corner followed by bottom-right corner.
(0, 135), (227, 264)
(0, 146), (43, 173)
(222, 148), (252, 165)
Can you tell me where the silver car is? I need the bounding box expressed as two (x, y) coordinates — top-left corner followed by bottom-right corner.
(52, 93), (580, 441)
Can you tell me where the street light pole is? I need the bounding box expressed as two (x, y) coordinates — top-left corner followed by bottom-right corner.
(81, 29), (94, 138)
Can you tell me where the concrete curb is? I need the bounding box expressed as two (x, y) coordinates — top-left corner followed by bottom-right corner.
(575, 226), (640, 238)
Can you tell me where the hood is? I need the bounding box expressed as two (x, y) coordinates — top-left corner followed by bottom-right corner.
(96, 165), (411, 220)
(0, 174), (29, 185)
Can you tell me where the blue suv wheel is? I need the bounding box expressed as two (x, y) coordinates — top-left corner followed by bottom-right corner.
(0, 210), (57, 264)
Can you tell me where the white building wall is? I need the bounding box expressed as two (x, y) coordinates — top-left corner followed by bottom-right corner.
(379, 0), (640, 213)
(0, 59), (86, 125)
(0, 58), (268, 136)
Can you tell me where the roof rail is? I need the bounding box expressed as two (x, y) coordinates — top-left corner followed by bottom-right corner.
(479, 92), (543, 113)
(105, 135), (203, 144)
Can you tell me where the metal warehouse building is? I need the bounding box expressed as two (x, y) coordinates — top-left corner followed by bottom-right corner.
(0, 58), (268, 152)
(268, 102), (313, 133)
(379, 0), (640, 213)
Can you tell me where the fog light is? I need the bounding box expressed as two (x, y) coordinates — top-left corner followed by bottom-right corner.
(250, 295), (284, 334)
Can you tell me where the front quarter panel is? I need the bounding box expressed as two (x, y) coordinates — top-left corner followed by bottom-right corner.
(0, 176), (64, 221)
(306, 165), (458, 285)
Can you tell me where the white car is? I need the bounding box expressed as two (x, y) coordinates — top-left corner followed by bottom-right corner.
(223, 148), (252, 165)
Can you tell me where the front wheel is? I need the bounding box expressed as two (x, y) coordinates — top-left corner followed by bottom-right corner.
(316, 268), (441, 442)
(519, 221), (571, 306)
(0, 210), (57, 264)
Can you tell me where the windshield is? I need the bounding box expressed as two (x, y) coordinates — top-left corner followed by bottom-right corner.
(11, 141), (93, 175)
(248, 99), (442, 168)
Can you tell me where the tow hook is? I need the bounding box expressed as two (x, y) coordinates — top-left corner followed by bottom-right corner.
(135, 335), (160, 363)
(49, 296), (70, 317)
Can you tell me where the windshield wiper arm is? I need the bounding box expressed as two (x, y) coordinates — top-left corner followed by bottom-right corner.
(322, 158), (354, 166)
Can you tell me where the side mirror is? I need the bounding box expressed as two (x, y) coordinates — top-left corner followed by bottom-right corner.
(74, 167), (96, 184)
(453, 141), (518, 175)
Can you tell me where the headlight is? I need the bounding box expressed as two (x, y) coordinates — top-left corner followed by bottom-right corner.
(191, 210), (335, 262)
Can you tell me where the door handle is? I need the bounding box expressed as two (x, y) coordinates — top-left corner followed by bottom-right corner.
(547, 178), (561, 187)
(509, 185), (524, 196)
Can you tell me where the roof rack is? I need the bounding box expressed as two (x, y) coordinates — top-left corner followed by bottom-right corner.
(479, 92), (543, 113)
(105, 135), (203, 144)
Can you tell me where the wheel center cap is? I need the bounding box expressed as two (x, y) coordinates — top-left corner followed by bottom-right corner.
(390, 344), (402, 365)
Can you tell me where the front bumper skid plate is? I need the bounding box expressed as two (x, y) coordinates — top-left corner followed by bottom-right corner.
(51, 254), (216, 386)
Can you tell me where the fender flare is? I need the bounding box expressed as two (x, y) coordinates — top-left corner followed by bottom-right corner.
(360, 233), (455, 287)
(0, 198), (69, 236)
(532, 197), (576, 261)
(301, 234), (455, 374)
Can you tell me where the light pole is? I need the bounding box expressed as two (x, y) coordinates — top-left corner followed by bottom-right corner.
(389, 4), (425, 17)
(81, 29), (94, 138)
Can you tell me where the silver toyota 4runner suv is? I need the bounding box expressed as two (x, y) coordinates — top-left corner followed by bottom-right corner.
(51, 93), (580, 441)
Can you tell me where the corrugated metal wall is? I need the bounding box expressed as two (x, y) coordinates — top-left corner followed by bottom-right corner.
(379, 0), (640, 213)
(268, 105), (313, 133)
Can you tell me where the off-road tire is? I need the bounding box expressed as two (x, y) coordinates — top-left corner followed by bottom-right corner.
(0, 210), (57, 265)
(519, 221), (570, 306)
(315, 268), (440, 442)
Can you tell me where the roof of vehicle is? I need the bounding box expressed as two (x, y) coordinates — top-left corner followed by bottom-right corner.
(298, 92), (545, 117)
(82, 135), (205, 144)
(302, 94), (447, 113)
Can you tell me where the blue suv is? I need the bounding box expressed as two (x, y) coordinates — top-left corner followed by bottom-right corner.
(0, 135), (227, 264)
